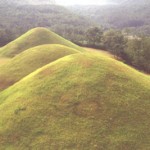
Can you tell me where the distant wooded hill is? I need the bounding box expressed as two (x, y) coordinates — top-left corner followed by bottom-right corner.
(0, 3), (94, 46)
(68, 1), (150, 35)
(0, 0), (150, 47)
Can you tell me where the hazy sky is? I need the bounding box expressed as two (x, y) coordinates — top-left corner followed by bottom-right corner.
(56, 0), (112, 5)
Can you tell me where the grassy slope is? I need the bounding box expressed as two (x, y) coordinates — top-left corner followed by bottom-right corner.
(0, 44), (79, 91)
(0, 27), (83, 57)
(0, 51), (149, 150)
(0, 57), (10, 66)
(84, 47), (115, 58)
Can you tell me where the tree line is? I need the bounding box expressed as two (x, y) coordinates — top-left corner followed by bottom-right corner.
(69, 2), (150, 36)
(82, 27), (150, 73)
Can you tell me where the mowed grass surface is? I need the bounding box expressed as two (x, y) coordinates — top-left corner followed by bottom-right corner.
(0, 51), (149, 150)
(0, 44), (78, 91)
(0, 27), (84, 57)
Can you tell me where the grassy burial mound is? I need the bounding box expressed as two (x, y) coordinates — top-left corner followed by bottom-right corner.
(0, 27), (83, 57)
(0, 51), (149, 149)
(0, 44), (79, 91)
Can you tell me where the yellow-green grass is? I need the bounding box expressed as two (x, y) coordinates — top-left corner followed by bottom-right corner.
(0, 27), (84, 57)
(85, 47), (150, 75)
(84, 47), (115, 58)
(0, 44), (79, 91)
(0, 57), (11, 66)
(0, 51), (149, 150)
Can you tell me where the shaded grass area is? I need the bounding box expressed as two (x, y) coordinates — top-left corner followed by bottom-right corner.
(0, 44), (78, 91)
(0, 27), (84, 57)
(0, 57), (11, 66)
(0, 51), (149, 149)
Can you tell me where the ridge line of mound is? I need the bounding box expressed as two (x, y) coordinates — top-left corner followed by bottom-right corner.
(0, 44), (79, 91)
(0, 27), (84, 57)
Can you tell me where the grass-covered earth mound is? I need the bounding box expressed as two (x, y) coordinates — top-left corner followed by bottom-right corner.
(0, 27), (83, 57)
(0, 51), (149, 150)
(0, 44), (79, 91)
(0, 28), (149, 150)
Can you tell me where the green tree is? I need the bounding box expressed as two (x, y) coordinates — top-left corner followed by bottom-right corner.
(102, 30), (126, 58)
(125, 37), (150, 73)
(86, 27), (103, 47)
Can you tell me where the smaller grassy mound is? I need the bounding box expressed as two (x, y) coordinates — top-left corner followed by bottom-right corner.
(0, 44), (78, 91)
(0, 27), (83, 57)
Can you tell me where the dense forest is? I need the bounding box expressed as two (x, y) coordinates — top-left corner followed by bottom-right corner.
(83, 27), (150, 73)
(69, 1), (150, 36)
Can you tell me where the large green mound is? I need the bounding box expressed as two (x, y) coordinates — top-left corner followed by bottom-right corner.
(0, 44), (78, 91)
(0, 52), (149, 149)
(0, 27), (83, 57)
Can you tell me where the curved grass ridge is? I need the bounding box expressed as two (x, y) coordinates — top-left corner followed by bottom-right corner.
(0, 52), (149, 149)
(0, 44), (79, 91)
(0, 27), (84, 57)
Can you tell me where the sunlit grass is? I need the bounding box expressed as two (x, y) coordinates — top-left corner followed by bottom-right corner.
(0, 44), (79, 91)
(0, 27), (84, 57)
(0, 50), (149, 149)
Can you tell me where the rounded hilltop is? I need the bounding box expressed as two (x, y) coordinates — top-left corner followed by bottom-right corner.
(0, 27), (83, 57)
(0, 26), (149, 150)
(0, 44), (79, 91)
